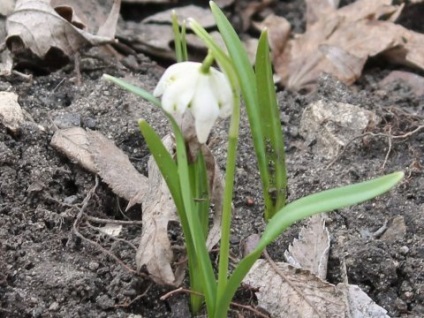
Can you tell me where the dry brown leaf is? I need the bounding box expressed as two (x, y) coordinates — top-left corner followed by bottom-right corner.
(272, 0), (424, 90)
(379, 70), (424, 96)
(244, 260), (347, 318)
(87, 130), (148, 205)
(6, 0), (120, 69)
(343, 284), (390, 317)
(50, 127), (96, 173)
(0, 92), (23, 133)
(299, 100), (380, 159)
(284, 214), (330, 280)
(118, 5), (217, 60)
(50, 128), (148, 205)
(51, 0), (122, 34)
(136, 135), (179, 285)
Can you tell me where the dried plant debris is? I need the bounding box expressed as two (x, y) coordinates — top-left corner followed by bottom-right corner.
(300, 100), (380, 159)
(50, 127), (148, 204)
(50, 127), (96, 173)
(379, 70), (424, 97)
(0, 91), (24, 133)
(344, 284), (390, 318)
(5, 0), (121, 70)
(244, 260), (346, 318)
(244, 260), (390, 318)
(86, 130), (149, 205)
(118, 5), (219, 60)
(136, 134), (180, 285)
(284, 214), (330, 280)
(264, 0), (424, 90)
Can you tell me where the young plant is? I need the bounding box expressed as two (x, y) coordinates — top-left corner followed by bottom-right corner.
(103, 2), (403, 317)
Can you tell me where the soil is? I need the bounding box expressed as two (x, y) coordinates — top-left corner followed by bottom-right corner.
(1, 1), (424, 318)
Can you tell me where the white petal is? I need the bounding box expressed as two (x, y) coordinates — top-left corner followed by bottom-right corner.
(153, 62), (201, 97)
(190, 75), (220, 143)
(161, 73), (197, 115)
(209, 68), (233, 118)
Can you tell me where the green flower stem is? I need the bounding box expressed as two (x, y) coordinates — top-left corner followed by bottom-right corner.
(200, 52), (215, 74)
(217, 78), (241, 302)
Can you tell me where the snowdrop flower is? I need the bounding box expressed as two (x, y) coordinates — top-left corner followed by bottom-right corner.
(153, 61), (233, 143)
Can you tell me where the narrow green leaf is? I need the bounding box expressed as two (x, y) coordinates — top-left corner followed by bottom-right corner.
(255, 30), (287, 219)
(171, 120), (217, 315)
(103, 74), (161, 107)
(215, 171), (404, 318)
(209, 2), (272, 217)
(171, 10), (183, 62)
(139, 119), (207, 313)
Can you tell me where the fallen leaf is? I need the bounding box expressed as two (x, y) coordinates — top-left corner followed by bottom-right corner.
(284, 214), (330, 280)
(50, 128), (149, 205)
(244, 260), (347, 317)
(0, 91), (24, 133)
(136, 134), (179, 285)
(379, 70), (424, 96)
(271, 0), (424, 90)
(299, 100), (380, 159)
(87, 130), (148, 205)
(343, 284), (390, 318)
(118, 5), (218, 60)
(98, 223), (123, 237)
(50, 127), (96, 173)
(6, 0), (120, 69)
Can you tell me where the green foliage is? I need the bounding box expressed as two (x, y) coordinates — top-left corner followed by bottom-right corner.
(104, 2), (404, 317)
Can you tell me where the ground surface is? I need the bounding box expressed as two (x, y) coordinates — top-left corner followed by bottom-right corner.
(1, 1), (424, 318)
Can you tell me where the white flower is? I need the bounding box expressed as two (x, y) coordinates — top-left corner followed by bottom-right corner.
(153, 61), (233, 143)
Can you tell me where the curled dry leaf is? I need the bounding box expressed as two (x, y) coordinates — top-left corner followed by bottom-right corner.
(86, 130), (148, 205)
(118, 5), (217, 60)
(284, 214), (330, 280)
(0, 92), (23, 134)
(343, 284), (390, 318)
(6, 0), (120, 69)
(299, 100), (380, 159)
(244, 259), (346, 318)
(136, 135), (179, 285)
(50, 127), (96, 173)
(379, 70), (424, 96)
(50, 128), (149, 205)
(269, 0), (424, 90)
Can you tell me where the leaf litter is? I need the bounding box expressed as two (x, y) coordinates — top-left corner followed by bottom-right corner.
(260, 0), (424, 90)
(51, 127), (224, 285)
(243, 213), (390, 317)
(4, 0), (121, 70)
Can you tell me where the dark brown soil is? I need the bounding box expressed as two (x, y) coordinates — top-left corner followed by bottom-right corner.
(1, 1), (424, 318)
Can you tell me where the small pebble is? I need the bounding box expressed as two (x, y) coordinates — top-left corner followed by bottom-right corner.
(49, 302), (59, 311)
(399, 246), (409, 255)
(88, 261), (99, 271)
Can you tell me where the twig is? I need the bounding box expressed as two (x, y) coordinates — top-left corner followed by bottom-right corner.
(326, 125), (424, 170)
(263, 249), (323, 318)
(115, 282), (153, 308)
(85, 222), (138, 251)
(72, 177), (139, 275)
(85, 215), (143, 225)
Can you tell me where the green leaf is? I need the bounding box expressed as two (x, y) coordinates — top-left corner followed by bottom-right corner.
(171, 10), (183, 62)
(209, 2), (273, 218)
(103, 74), (161, 107)
(215, 171), (404, 318)
(139, 119), (207, 314)
(255, 30), (287, 219)
(171, 120), (217, 316)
